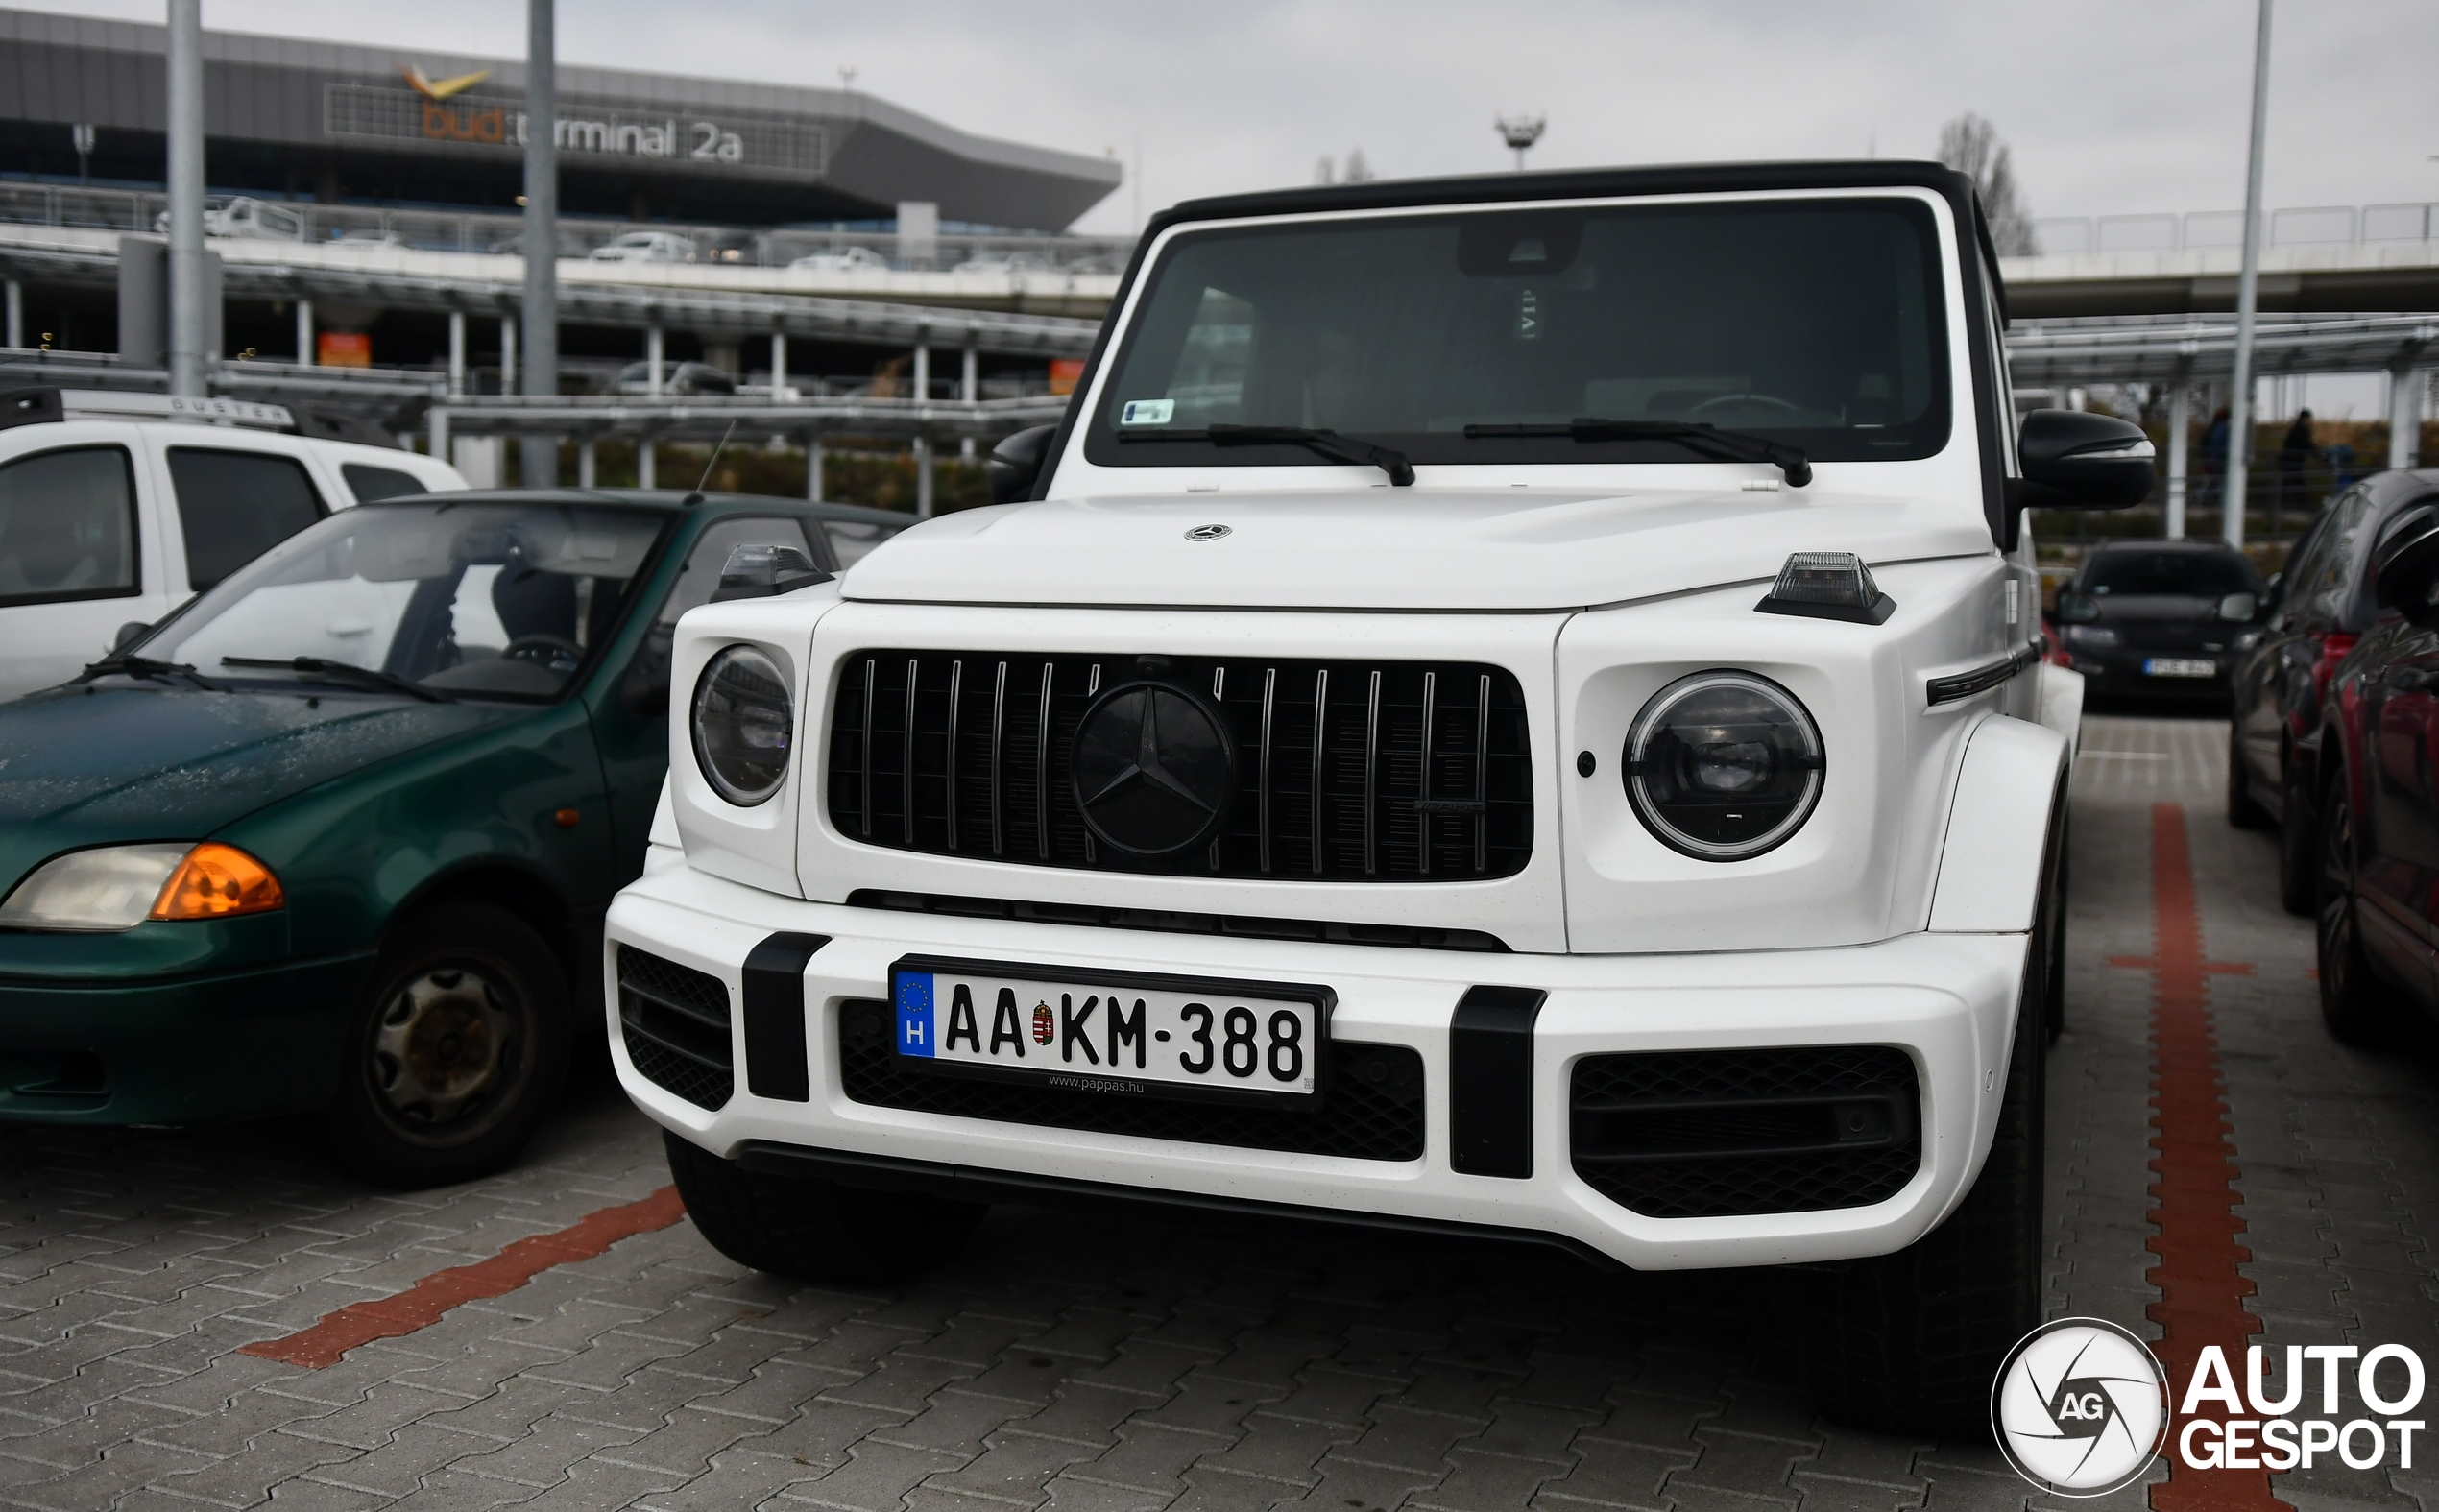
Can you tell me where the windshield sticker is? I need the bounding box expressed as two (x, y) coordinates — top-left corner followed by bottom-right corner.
(1118, 398), (1175, 427)
(1516, 289), (1541, 341)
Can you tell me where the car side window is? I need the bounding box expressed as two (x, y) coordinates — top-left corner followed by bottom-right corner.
(2306, 487), (2377, 622)
(167, 447), (326, 591)
(0, 445), (140, 608)
(823, 516), (908, 569)
(341, 463), (429, 503)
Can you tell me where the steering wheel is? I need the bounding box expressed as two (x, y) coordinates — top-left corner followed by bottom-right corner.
(499, 634), (584, 668)
(1686, 393), (1805, 420)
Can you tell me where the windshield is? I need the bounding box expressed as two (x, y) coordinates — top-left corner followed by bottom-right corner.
(140, 501), (668, 701)
(1085, 197), (1949, 472)
(2085, 551), (2262, 599)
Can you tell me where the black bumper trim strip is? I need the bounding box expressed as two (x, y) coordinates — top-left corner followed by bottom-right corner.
(740, 932), (830, 1102)
(1448, 983), (1549, 1178)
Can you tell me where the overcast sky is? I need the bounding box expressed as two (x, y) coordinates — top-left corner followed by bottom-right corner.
(23, 0), (2439, 237)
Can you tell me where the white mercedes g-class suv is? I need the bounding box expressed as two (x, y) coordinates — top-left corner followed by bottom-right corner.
(608, 161), (2149, 1431)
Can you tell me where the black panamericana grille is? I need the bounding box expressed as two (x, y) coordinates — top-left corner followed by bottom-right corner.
(836, 999), (1426, 1161)
(1569, 1046), (1920, 1219)
(617, 948), (734, 1110)
(828, 653), (1532, 880)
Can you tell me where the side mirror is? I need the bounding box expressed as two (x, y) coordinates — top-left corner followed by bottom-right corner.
(2218, 591), (2258, 623)
(2012, 410), (2157, 510)
(112, 620), (149, 650)
(2373, 506), (2439, 628)
(2055, 589), (2101, 624)
(986, 424), (1057, 506)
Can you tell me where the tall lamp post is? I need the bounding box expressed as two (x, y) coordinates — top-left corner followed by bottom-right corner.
(520, 0), (559, 487)
(1495, 114), (1545, 172)
(164, 0), (205, 398)
(2223, 0), (2273, 550)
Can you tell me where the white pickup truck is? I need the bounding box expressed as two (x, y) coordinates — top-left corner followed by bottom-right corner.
(608, 161), (2150, 1431)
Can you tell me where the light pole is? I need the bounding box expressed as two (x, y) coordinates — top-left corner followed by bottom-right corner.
(2223, 0), (2273, 550)
(1495, 114), (1545, 172)
(164, 0), (205, 398)
(520, 0), (560, 487)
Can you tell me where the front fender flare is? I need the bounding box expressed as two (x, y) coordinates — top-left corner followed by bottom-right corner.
(1927, 713), (2069, 933)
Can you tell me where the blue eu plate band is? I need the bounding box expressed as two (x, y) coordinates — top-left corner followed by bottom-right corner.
(742, 932), (830, 1101)
(1449, 984), (1548, 1178)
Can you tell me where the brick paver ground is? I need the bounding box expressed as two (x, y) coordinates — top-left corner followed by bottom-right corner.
(0, 713), (2428, 1511)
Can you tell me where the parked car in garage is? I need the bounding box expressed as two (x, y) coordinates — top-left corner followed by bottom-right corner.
(0, 387), (467, 703)
(608, 361), (737, 397)
(2052, 540), (2264, 712)
(0, 489), (909, 1186)
(788, 247), (889, 274)
(2310, 497), (2439, 1041)
(2230, 468), (2439, 912)
(589, 231), (699, 264)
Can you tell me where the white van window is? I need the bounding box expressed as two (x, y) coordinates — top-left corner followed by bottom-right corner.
(167, 447), (326, 590)
(0, 445), (139, 608)
(342, 463), (430, 504)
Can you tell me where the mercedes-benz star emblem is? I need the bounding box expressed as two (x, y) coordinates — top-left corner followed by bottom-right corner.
(1184, 523), (1231, 540)
(1070, 682), (1236, 857)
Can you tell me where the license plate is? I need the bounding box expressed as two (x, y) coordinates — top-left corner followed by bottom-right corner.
(2143, 658), (2216, 678)
(888, 956), (1330, 1105)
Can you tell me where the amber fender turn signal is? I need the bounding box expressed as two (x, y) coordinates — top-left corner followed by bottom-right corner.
(150, 843), (284, 921)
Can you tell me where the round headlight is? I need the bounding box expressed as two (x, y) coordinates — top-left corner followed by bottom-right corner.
(690, 646), (793, 806)
(1624, 670), (1823, 860)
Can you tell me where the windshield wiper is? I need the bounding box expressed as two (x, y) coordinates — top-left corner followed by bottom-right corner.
(220, 656), (454, 704)
(1119, 425), (1415, 487)
(77, 654), (221, 691)
(1463, 419), (1811, 487)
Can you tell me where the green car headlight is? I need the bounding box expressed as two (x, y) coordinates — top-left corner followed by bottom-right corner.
(690, 645), (794, 806)
(0, 844), (196, 931)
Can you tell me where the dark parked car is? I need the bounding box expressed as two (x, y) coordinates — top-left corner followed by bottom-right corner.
(2053, 540), (2264, 709)
(2230, 468), (2439, 913)
(2313, 497), (2439, 1042)
(0, 489), (907, 1186)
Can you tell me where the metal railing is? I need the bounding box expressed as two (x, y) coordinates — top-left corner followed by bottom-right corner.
(0, 181), (1137, 272)
(2024, 202), (2439, 256)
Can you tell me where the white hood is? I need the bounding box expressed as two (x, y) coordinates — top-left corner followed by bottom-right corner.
(842, 488), (1994, 612)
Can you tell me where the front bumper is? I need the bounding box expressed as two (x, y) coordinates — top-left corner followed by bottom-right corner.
(607, 860), (2029, 1272)
(0, 951), (371, 1124)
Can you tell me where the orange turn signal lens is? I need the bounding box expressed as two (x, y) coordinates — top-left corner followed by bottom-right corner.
(148, 843), (284, 922)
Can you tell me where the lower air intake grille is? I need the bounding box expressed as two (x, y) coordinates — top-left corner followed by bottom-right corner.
(837, 999), (1424, 1161)
(1570, 1046), (1920, 1219)
(618, 948), (733, 1111)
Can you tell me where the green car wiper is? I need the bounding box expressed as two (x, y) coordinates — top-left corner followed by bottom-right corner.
(1120, 424), (1416, 487)
(1463, 418), (1812, 487)
(221, 656), (454, 704)
(77, 654), (222, 690)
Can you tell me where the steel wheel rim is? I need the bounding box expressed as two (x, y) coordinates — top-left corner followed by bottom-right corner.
(367, 961), (530, 1145)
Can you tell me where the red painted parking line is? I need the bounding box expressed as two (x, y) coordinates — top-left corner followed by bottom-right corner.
(2132, 804), (2286, 1512)
(240, 1186), (688, 1369)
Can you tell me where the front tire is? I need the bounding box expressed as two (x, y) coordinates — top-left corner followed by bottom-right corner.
(322, 901), (571, 1188)
(2228, 728), (2272, 829)
(664, 1131), (986, 1284)
(2316, 780), (2411, 1045)
(1805, 861), (2048, 1437)
(2277, 759), (2318, 916)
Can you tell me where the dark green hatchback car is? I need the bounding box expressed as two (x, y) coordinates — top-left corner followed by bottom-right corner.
(0, 488), (906, 1185)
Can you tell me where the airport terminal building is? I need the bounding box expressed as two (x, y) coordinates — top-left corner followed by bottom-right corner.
(0, 8), (1121, 230)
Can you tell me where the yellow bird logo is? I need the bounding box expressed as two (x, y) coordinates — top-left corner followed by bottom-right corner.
(399, 65), (493, 102)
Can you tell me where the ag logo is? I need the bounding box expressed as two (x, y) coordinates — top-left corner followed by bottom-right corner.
(1992, 1318), (2170, 1497)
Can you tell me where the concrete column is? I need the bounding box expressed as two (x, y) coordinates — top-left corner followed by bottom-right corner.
(577, 436), (596, 488)
(2391, 365), (2425, 470)
(295, 300), (314, 365)
(428, 405), (450, 460)
(519, 0), (559, 488)
(500, 317), (517, 392)
(646, 325), (664, 396)
(807, 435), (824, 502)
(447, 310), (466, 396)
(960, 340), (978, 460)
(4, 280), (20, 348)
(769, 331), (786, 401)
(2165, 383), (2191, 540)
(639, 439), (656, 489)
(914, 436), (933, 517)
(912, 342), (930, 402)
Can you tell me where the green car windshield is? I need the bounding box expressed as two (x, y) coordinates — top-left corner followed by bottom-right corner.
(144, 501), (668, 701)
